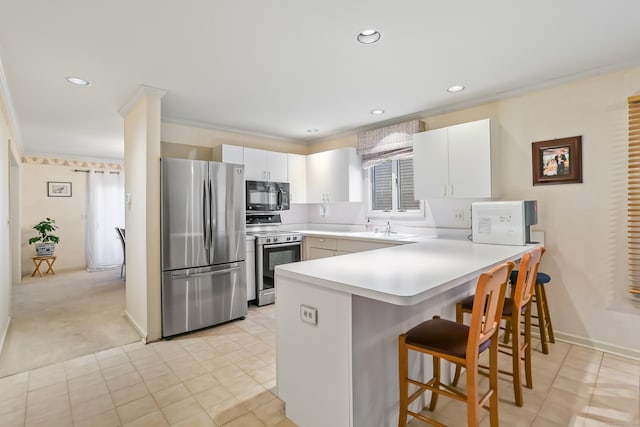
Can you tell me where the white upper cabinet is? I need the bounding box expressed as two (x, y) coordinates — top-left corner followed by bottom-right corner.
(306, 147), (363, 203)
(413, 119), (498, 199)
(212, 144), (244, 164)
(244, 147), (288, 182)
(288, 153), (307, 203)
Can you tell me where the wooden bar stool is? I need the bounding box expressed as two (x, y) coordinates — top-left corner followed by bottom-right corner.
(452, 247), (544, 407)
(398, 262), (513, 427)
(508, 270), (555, 354)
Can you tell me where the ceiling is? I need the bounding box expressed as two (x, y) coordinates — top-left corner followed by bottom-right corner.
(1, 1), (640, 161)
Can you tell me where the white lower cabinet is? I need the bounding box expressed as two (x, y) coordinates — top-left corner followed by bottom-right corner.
(303, 235), (396, 261)
(246, 239), (256, 301)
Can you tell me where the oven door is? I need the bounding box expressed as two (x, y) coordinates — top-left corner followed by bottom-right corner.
(258, 241), (301, 304)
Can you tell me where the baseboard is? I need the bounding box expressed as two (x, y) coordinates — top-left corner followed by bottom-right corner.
(553, 330), (640, 361)
(124, 311), (148, 344)
(0, 316), (10, 353)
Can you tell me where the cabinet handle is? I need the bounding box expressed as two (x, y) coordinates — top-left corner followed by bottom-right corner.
(450, 184), (454, 197)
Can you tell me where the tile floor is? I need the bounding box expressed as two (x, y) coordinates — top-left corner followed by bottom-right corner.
(0, 303), (638, 427)
(408, 340), (640, 427)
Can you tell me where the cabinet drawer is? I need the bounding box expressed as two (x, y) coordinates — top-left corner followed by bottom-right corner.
(306, 236), (337, 250)
(307, 247), (335, 260)
(336, 239), (393, 253)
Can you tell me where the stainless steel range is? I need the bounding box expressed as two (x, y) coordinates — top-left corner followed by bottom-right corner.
(247, 214), (302, 306)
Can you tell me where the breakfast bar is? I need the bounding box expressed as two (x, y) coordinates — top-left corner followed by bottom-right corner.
(275, 238), (537, 427)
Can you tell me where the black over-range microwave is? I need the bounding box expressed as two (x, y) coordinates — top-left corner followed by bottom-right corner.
(246, 180), (290, 212)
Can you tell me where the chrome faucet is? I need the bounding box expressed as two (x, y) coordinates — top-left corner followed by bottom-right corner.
(385, 220), (391, 236)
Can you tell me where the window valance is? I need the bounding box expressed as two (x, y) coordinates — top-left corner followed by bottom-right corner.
(357, 120), (425, 168)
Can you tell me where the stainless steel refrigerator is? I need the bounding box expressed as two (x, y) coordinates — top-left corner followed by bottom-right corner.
(160, 158), (247, 337)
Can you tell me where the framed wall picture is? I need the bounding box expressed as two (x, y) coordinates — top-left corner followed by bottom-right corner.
(532, 136), (583, 185)
(47, 181), (72, 197)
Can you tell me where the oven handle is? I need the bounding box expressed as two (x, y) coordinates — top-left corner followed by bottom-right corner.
(262, 242), (302, 250)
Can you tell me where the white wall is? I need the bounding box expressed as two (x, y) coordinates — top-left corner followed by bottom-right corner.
(123, 88), (163, 342)
(20, 163), (87, 274)
(495, 69), (639, 355)
(0, 91), (12, 351)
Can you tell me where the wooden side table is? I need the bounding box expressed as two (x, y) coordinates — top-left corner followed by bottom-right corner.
(31, 256), (57, 277)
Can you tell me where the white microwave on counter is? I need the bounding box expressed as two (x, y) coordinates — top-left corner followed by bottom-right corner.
(472, 201), (537, 245)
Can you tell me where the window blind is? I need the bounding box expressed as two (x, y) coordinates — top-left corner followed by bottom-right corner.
(628, 95), (640, 299)
(397, 158), (420, 211)
(372, 161), (392, 211)
(357, 120), (425, 168)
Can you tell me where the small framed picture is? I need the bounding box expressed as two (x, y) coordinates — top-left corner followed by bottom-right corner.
(47, 181), (72, 197)
(532, 136), (583, 185)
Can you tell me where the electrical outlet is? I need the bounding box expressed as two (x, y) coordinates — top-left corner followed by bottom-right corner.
(300, 304), (318, 325)
(453, 210), (465, 221)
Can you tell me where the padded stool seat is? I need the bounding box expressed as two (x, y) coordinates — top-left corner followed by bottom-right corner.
(510, 270), (555, 354)
(405, 317), (491, 359)
(510, 271), (550, 285)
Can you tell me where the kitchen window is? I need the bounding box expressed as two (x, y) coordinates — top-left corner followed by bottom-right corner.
(368, 158), (423, 217)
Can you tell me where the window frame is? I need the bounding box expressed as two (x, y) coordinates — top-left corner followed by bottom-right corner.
(366, 158), (425, 219)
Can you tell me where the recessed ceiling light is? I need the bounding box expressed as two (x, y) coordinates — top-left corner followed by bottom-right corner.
(66, 76), (90, 86)
(371, 109), (385, 116)
(447, 85), (465, 93)
(357, 29), (381, 44)
(306, 129), (319, 134)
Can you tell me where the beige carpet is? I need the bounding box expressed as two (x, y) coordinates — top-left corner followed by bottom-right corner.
(0, 268), (141, 378)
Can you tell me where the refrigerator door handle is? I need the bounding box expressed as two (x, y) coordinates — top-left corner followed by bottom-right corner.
(202, 181), (209, 250)
(172, 266), (241, 280)
(209, 179), (214, 252)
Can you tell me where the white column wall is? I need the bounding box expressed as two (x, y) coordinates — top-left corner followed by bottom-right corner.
(122, 86), (164, 342)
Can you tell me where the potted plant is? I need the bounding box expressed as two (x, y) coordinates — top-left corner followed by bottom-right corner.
(28, 217), (60, 256)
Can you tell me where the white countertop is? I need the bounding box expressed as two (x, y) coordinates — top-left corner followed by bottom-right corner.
(276, 238), (538, 306)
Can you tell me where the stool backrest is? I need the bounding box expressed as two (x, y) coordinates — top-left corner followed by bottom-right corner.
(512, 247), (544, 309)
(467, 261), (513, 358)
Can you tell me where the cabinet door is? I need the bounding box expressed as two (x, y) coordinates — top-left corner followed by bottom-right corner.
(244, 148), (268, 181)
(306, 147), (361, 203)
(245, 241), (256, 301)
(306, 150), (331, 203)
(447, 119), (492, 198)
(413, 128), (449, 199)
(267, 151), (288, 182)
(288, 153), (307, 203)
(221, 145), (244, 165)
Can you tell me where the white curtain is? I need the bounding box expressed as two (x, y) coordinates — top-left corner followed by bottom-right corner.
(86, 170), (125, 271)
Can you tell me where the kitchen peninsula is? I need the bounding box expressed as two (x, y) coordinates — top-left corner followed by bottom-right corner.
(275, 238), (539, 427)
